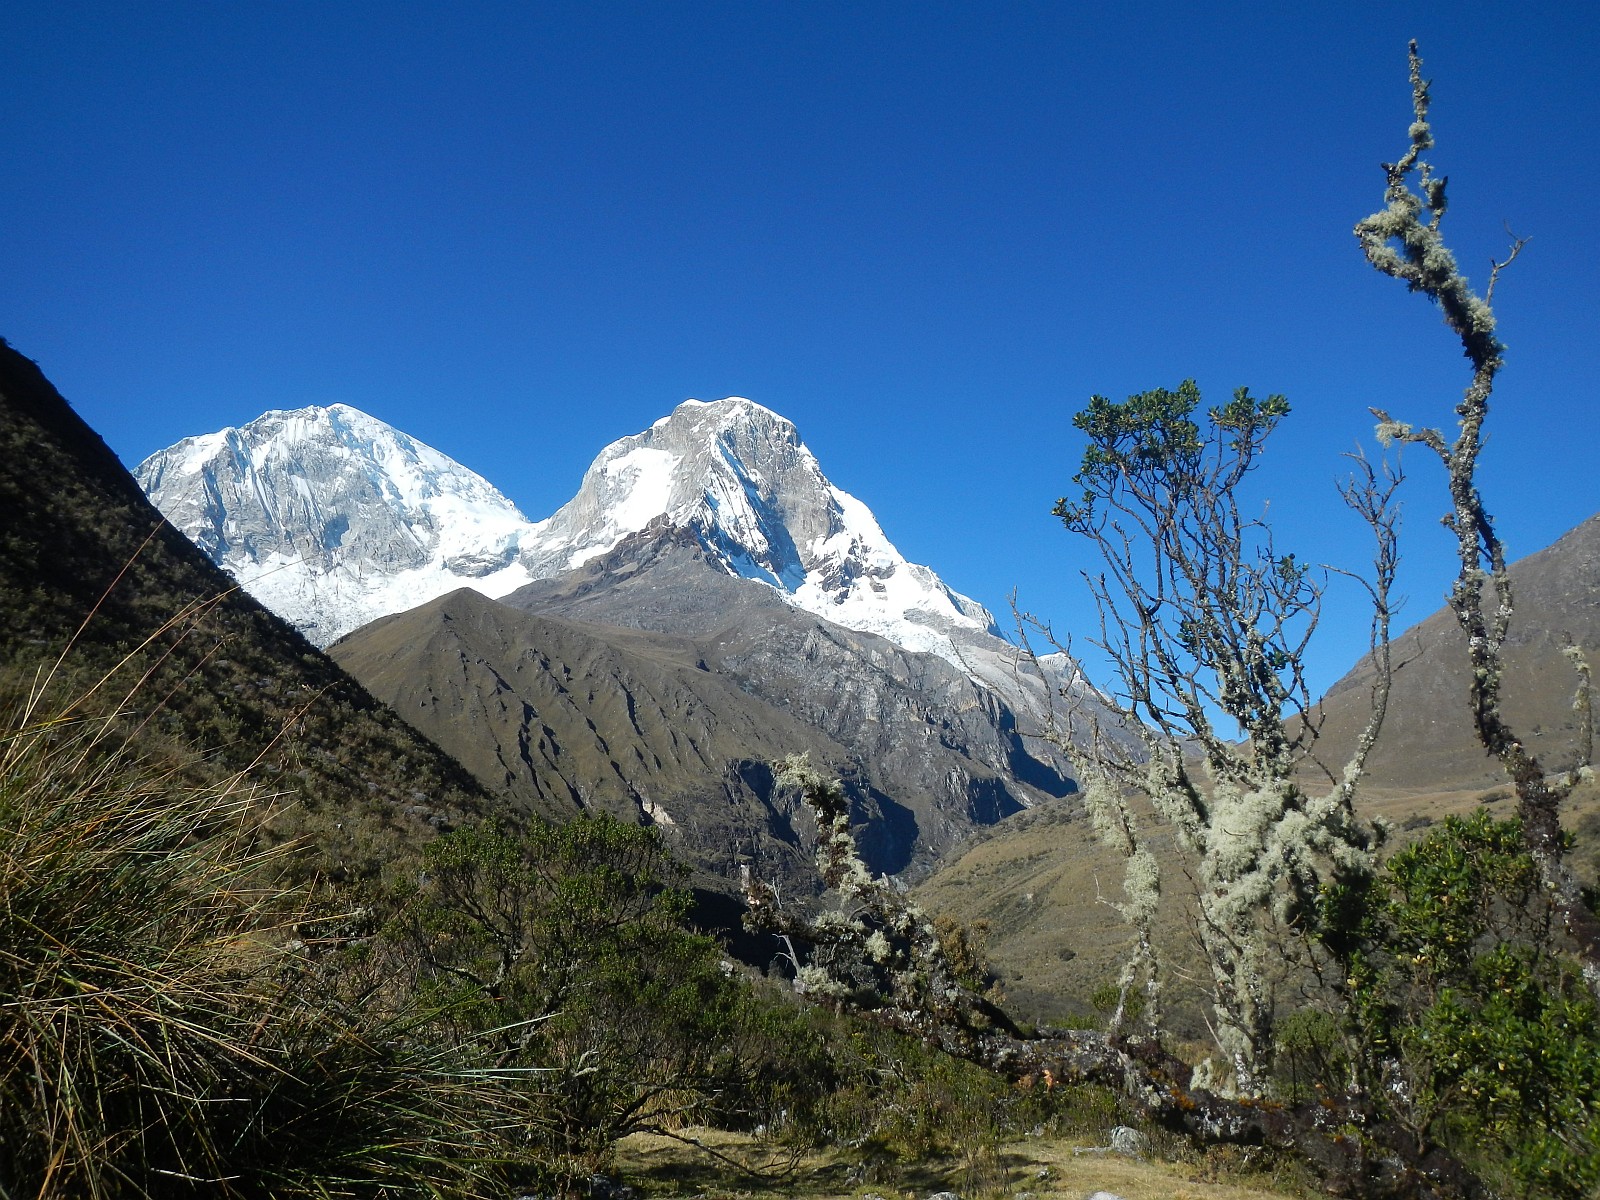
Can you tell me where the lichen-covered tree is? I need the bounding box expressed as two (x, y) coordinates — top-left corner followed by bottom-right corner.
(742, 756), (1021, 1048)
(1038, 380), (1401, 1095)
(748, 755), (1500, 1197)
(737, 42), (1595, 1196)
(1354, 39), (1600, 1001)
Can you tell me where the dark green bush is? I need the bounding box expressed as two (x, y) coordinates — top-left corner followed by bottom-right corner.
(1314, 810), (1600, 1199)
(381, 814), (830, 1186)
(786, 1016), (1121, 1173)
(1270, 1008), (1348, 1106)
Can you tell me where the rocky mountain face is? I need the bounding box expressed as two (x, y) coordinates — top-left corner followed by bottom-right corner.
(499, 523), (1084, 862)
(330, 510), (1096, 885)
(135, 403), (543, 647)
(329, 587), (924, 890)
(341, 522), (1086, 881)
(140, 393), (1109, 881)
(508, 398), (1111, 789)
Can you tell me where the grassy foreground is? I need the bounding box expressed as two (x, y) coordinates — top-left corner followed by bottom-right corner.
(615, 1128), (1301, 1200)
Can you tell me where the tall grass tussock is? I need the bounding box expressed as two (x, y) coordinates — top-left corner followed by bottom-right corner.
(0, 663), (524, 1198)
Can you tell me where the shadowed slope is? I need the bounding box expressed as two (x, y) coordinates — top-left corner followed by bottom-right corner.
(330, 586), (900, 889)
(504, 521), (1079, 873)
(0, 338), (519, 877)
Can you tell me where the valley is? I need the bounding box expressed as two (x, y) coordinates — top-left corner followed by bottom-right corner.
(5, 333), (1597, 1198)
(130, 373), (1600, 1031)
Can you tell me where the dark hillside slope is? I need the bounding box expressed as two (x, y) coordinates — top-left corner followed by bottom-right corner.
(0, 338), (522, 877)
(505, 522), (1075, 873)
(331, 587), (900, 890)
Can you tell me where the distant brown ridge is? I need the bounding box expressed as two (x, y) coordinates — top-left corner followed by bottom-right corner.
(1308, 512), (1600, 796)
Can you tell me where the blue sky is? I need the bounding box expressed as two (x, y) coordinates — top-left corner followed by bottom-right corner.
(4, 2), (1596, 696)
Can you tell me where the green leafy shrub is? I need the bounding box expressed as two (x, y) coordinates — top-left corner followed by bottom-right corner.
(791, 1017), (1121, 1182)
(1315, 811), (1600, 1198)
(382, 814), (829, 1186)
(1270, 1008), (1347, 1106)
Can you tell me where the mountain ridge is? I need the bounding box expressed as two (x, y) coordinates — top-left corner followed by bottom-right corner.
(329, 585), (922, 889)
(136, 396), (1003, 668)
(0, 339), (524, 882)
(139, 392), (1115, 878)
(1306, 511), (1600, 794)
(330, 517), (1084, 884)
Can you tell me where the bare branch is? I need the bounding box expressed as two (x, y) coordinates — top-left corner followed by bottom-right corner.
(1357, 39), (1600, 999)
(1485, 225), (1530, 306)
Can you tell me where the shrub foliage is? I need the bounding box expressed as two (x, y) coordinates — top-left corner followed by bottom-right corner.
(379, 813), (829, 1184)
(1314, 812), (1600, 1197)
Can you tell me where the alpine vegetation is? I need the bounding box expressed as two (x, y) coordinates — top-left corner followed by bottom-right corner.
(0, 685), (500, 1198)
(734, 42), (1600, 1200)
(1042, 380), (1401, 1096)
(1355, 40), (1600, 1002)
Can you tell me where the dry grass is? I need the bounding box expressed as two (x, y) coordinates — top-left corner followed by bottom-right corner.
(0, 682), (525, 1198)
(614, 1127), (1302, 1200)
(0, 695), (280, 1194)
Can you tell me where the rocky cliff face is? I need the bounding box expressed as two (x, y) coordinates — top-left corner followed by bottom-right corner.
(501, 525), (1083, 874)
(135, 397), (1000, 665)
(135, 404), (540, 646)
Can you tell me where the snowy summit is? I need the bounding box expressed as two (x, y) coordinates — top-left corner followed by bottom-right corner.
(136, 397), (1001, 664)
(517, 398), (1002, 660)
(136, 403), (540, 646)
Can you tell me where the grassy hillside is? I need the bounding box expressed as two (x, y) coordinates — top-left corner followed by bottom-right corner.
(0, 338), (524, 879)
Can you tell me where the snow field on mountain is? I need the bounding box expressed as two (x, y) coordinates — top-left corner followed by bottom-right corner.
(139, 396), (1007, 670)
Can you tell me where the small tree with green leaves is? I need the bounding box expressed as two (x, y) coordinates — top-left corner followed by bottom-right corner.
(1043, 379), (1401, 1095)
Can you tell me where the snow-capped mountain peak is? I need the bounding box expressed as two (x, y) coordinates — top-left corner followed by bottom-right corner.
(135, 403), (542, 646)
(517, 398), (1000, 657)
(137, 396), (999, 663)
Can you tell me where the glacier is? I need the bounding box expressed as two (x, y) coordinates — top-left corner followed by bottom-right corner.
(136, 396), (1006, 666)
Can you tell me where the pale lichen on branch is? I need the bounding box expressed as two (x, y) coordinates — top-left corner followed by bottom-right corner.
(1355, 39), (1600, 999)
